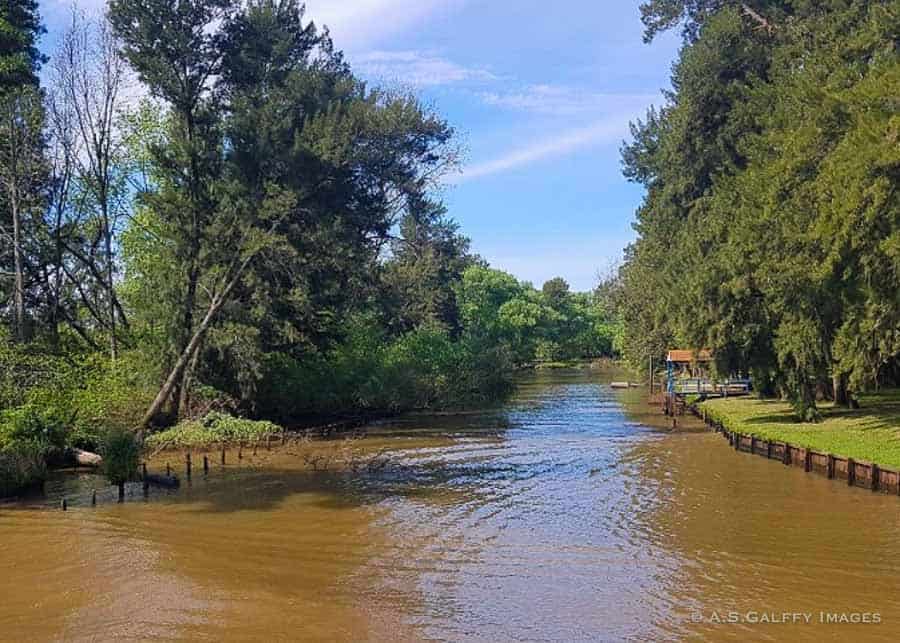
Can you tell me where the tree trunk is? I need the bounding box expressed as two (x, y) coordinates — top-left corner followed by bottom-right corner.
(142, 281), (234, 428)
(11, 193), (26, 342)
(177, 335), (204, 418)
(832, 373), (849, 407)
(104, 206), (117, 361)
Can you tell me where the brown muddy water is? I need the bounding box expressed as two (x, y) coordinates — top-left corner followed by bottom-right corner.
(2, 369), (900, 642)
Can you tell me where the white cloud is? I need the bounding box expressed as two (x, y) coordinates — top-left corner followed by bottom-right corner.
(304, 0), (464, 52)
(480, 84), (658, 116)
(354, 50), (495, 87)
(457, 116), (632, 183)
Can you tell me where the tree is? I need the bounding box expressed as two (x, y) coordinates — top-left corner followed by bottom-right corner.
(382, 199), (476, 336)
(620, 0), (900, 418)
(0, 0), (45, 91)
(52, 9), (131, 360)
(0, 88), (45, 342)
(110, 0), (234, 417)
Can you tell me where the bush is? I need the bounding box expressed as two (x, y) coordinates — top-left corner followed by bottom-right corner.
(0, 404), (68, 457)
(0, 404), (66, 497)
(100, 428), (141, 486)
(0, 445), (46, 497)
(256, 321), (516, 420)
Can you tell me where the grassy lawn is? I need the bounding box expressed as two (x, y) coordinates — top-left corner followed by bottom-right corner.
(700, 391), (900, 470)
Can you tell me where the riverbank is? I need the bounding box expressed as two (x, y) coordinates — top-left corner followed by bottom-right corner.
(700, 391), (900, 470)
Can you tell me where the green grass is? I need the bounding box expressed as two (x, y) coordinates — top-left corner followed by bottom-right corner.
(700, 391), (900, 469)
(145, 412), (282, 453)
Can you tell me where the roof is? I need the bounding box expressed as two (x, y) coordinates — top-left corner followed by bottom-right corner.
(666, 349), (713, 363)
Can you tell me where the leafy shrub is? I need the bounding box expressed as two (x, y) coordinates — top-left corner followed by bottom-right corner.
(256, 319), (515, 420)
(0, 444), (46, 497)
(0, 404), (65, 497)
(100, 428), (141, 486)
(0, 404), (68, 456)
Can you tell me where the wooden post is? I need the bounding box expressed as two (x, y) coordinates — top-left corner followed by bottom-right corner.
(203, 454), (209, 474)
(782, 443), (790, 466)
(827, 454), (835, 479)
(166, 462), (171, 476)
(253, 442), (258, 456)
(804, 449), (811, 473)
(238, 442), (243, 460)
(734, 434), (740, 451)
(221, 447), (226, 465)
(750, 436), (756, 455)
(61, 498), (67, 511)
(186, 452), (192, 480)
(118, 482), (125, 503)
(91, 490), (97, 507)
(649, 356), (654, 396)
(847, 458), (855, 486)
(766, 441), (772, 459)
(871, 464), (879, 492)
(142, 463), (149, 496)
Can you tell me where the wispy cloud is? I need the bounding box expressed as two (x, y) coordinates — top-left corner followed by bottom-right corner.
(304, 0), (465, 51)
(457, 116), (632, 183)
(480, 84), (658, 116)
(354, 50), (496, 87)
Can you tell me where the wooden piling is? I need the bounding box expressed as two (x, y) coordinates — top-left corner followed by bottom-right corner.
(827, 454), (835, 479)
(221, 447), (226, 465)
(782, 443), (790, 466)
(238, 443), (243, 460)
(203, 454), (209, 474)
(143, 463), (149, 495)
(91, 490), (97, 507)
(166, 462), (171, 477)
(118, 482), (125, 503)
(871, 464), (879, 492)
(848, 459), (856, 486)
(804, 449), (811, 473)
(766, 441), (772, 459)
(61, 498), (67, 511)
(186, 452), (192, 480)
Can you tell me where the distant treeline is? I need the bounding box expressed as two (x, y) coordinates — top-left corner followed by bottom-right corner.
(617, 0), (898, 420)
(0, 0), (620, 493)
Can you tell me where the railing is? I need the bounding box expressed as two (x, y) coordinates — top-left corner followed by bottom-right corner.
(670, 378), (752, 396)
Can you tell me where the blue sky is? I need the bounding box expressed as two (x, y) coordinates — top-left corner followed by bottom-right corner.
(38, 0), (680, 291)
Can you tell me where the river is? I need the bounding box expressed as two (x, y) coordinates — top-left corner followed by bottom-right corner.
(1, 369), (899, 641)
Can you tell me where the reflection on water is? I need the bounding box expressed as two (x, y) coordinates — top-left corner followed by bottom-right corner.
(2, 369), (899, 641)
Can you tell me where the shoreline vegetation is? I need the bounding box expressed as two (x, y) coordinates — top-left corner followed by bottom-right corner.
(616, 1), (899, 423)
(0, 3), (624, 497)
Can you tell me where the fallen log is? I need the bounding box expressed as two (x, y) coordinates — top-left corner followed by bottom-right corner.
(144, 473), (180, 489)
(73, 449), (102, 467)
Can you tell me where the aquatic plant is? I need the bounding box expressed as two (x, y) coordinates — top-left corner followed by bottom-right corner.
(100, 428), (141, 500)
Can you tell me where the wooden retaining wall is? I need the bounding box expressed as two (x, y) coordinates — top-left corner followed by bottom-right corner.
(694, 406), (900, 495)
